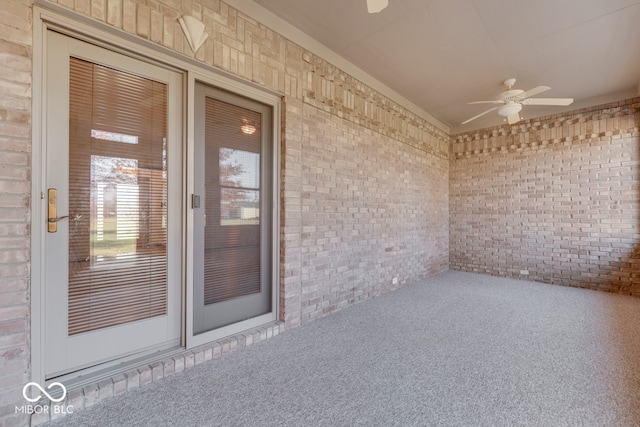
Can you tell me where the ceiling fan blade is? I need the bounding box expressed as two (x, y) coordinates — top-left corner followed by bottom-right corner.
(468, 100), (504, 105)
(518, 85), (550, 99)
(507, 112), (521, 125)
(461, 106), (500, 125)
(523, 97), (574, 106)
(367, 0), (389, 13)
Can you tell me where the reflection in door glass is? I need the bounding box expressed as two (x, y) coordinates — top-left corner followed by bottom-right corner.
(67, 56), (168, 335)
(219, 148), (260, 226)
(219, 148), (260, 188)
(91, 155), (139, 259)
(220, 188), (259, 225)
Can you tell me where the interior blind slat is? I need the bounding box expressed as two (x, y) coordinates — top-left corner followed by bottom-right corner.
(68, 57), (168, 335)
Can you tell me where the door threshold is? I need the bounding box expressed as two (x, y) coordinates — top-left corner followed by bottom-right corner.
(49, 340), (184, 391)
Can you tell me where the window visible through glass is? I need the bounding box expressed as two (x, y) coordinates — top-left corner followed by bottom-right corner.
(219, 148), (260, 225)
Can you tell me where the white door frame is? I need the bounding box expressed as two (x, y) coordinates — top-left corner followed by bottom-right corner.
(31, 5), (281, 386)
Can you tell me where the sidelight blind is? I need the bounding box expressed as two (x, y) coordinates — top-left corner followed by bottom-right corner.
(67, 57), (168, 335)
(203, 96), (262, 304)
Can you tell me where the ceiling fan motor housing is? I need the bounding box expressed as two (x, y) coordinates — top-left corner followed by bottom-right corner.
(498, 89), (524, 102)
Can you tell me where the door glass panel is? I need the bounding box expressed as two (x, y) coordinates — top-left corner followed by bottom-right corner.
(68, 57), (168, 335)
(204, 97), (262, 304)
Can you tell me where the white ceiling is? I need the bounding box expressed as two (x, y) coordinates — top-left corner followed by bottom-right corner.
(247, 0), (640, 133)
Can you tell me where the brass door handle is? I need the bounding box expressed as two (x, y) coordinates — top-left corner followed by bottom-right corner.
(47, 188), (68, 233)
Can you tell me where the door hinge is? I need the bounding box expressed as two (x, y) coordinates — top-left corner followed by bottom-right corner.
(192, 194), (200, 209)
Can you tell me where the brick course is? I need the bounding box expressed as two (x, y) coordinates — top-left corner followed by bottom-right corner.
(450, 98), (640, 295)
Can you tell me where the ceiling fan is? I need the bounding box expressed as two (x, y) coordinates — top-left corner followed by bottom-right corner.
(367, 0), (388, 13)
(462, 78), (574, 125)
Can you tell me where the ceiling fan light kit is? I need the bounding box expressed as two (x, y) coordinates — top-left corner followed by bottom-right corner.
(462, 78), (574, 126)
(497, 103), (522, 117)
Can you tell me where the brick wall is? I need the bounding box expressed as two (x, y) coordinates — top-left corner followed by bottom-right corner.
(0, 0), (32, 426)
(276, 50), (449, 327)
(0, 0), (449, 424)
(450, 98), (640, 295)
(297, 106), (449, 323)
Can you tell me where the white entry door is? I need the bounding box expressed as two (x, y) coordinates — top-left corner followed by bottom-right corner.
(43, 31), (182, 378)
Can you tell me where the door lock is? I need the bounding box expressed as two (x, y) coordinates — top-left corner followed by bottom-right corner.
(48, 188), (68, 233)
